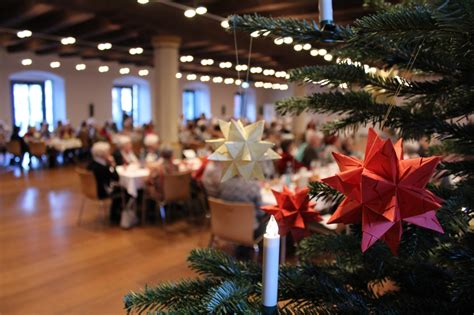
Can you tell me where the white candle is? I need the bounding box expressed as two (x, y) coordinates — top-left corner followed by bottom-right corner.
(319, 0), (333, 23)
(262, 215), (280, 308)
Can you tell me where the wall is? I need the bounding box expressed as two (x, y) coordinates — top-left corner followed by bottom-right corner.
(0, 49), (296, 129)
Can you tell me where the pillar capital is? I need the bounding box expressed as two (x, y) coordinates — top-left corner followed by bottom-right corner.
(151, 35), (181, 49)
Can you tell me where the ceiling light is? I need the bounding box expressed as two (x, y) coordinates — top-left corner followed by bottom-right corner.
(242, 81), (250, 89)
(120, 67), (130, 74)
(75, 64), (86, 71)
(138, 69), (149, 76)
(255, 82), (264, 88)
(184, 9), (196, 18)
(263, 69), (275, 76)
(250, 31), (260, 38)
(175, 72), (182, 79)
(186, 74), (197, 80)
(310, 49), (318, 56)
(274, 38), (284, 45)
(50, 61), (61, 69)
(61, 37), (76, 45)
(98, 65), (109, 73)
(200, 75), (210, 82)
(17, 30), (32, 38)
(283, 37), (293, 44)
(263, 82), (272, 89)
(224, 78), (234, 85)
(235, 79), (242, 85)
(303, 43), (311, 50)
(212, 76), (223, 83)
(129, 47), (143, 55)
(293, 44), (303, 51)
(180, 56), (187, 62)
(195, 6), (207, 15)
(324, 54), (333, 61)
(221, 20), (229, 29)
(137, 0), (149, 3)
(318, 48), (327, 56)
(98, 42), (112, 50)
(219, 62), (232, 69)
(279, 84), (289, 91)
(272, 83), (281, 90)
(262, 30), (271, 36)
(21, 58), (32, 66)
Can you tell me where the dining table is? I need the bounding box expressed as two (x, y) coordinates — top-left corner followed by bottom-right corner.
(116, 165), (150, 197)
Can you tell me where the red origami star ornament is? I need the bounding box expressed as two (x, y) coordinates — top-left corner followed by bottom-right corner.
(322, 128), (444, 254)
(261, 186), (322, 241)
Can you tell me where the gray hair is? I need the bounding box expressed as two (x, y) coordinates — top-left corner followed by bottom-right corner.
(144, 134), (160, 147)
(91, 141), (111, 159)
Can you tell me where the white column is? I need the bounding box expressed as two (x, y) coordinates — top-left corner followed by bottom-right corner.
(291, 84), (308, 142)
(152, 35), (181, 145)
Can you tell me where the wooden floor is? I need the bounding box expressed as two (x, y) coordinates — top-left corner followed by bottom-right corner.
(0, 165), (211, 315)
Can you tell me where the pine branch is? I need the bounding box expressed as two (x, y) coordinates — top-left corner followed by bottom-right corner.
(229, 14), (347, 43)
(288, 64), (453, 97)
(124, 279), (220, 314)
(187, 248), (261, 281)
(203, 280), (259, 314)
(440, 160), (474, 177)
(308, 181), (343, 204)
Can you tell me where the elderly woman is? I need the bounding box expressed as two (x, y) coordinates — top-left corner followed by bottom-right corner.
(113, 135), (139, 166)
(147, 148), (179, 201)
(143, 134), (160, 164)
(87, 142), (122, 224)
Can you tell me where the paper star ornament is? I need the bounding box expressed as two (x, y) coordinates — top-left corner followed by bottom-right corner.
(322, 128), (444, 254)
(261, 186), (322, 242)
(206, 119), (280, 181)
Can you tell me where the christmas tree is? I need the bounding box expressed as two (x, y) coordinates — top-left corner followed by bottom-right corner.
(124, 0), (474, 313)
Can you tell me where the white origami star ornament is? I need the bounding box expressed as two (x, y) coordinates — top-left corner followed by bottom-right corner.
(206, 119), (280, 181)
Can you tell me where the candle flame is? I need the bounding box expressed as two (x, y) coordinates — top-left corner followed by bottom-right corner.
(266, 215), (279, 237)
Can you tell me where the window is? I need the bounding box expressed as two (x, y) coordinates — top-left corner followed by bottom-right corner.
(182, 89), (197, 121)
(234, 91), (256, 122)
(11, 80), (54, 135)
(112, 85), (138, 127)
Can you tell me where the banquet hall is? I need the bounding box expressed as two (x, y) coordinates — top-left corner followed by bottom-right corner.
(1, 0), (472, 314)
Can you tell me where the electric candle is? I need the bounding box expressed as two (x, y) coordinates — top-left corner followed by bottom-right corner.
(319, 0), (333, 24)
(262, 215), (280, 313)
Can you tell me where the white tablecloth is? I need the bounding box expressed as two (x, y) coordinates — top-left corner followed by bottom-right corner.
(47, 138), (82, 152)
(116, 165), (150, 197)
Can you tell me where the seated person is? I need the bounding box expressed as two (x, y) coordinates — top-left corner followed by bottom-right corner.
(113, 135), (139, 166)
(147, 148), (179, 201)
(201, 160), (222, 198)
(219, 176), (266, 237)
(276, 139), (304, 175)
(87, 142), (122, 224)
(301, 130), (324, 168)
(10, 126), (29, 164)
(143, 134), (160, 164)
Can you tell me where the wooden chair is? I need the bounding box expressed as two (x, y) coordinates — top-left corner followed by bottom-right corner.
(6, 140), (21, 156)
(207, 197), (262, 255)
(159, 171), (192, 224)
(76, 168), (108, 226)
(28, 141), (47, 165)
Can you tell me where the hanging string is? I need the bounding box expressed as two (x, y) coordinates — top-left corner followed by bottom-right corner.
(232, 18), (254, 119)
(380, 38), (425, 128)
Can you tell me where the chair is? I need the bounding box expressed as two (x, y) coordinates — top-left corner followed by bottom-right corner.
(144, 171), (192, 225)
(28, 141), (47, 165)
(207, 197), (262, 256)
(76, 168), (109, 225)
(6, 140), (21, 156)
